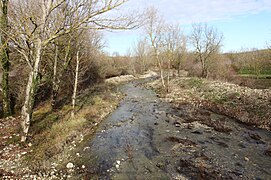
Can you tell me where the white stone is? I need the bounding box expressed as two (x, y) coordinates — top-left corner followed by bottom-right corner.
(116, 160), (121, 165)
(83, 147), (90, 151)
(115, 164), (120, 169)
(66, 162), (74, 169)
(82, 165), (85, 169)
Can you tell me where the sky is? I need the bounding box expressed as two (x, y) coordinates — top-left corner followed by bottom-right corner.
(103, 0), (271, 55)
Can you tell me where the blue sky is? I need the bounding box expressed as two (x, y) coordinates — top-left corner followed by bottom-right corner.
(103, 0), (271, 55)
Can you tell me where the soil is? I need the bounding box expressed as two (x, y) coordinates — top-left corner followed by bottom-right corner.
(74, 78), (271, 179)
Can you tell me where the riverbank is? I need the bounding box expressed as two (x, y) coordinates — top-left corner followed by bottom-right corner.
(0, 72), (157, 179)
(0, 82), (124, 179)
(1, 74), (270, 179)
(149, 77), (271, 130)
(69, 76), (271, 179)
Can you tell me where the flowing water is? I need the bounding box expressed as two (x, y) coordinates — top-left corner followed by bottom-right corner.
(78, 78), (271, 179)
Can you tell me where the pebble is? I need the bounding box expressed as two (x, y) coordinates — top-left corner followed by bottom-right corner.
(116, 160), (121, 165)
(244, 157), (249, 161)
(66, 162), (74, 169)
(83, 146), (90, 151)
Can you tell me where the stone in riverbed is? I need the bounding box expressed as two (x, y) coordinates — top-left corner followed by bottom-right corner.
(66, 162), (74, 169)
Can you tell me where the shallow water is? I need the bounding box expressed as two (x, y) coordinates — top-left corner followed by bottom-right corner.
(80, 78), (271, 179)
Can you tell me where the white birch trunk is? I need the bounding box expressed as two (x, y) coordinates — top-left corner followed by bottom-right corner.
(156, 53), (165, 88)
(71, 50), (80, 118)
(20, 1), (52, 142)
(21, 38), (42, 142)
(51, 45), (58, 108)
(166, 59), (170, 93)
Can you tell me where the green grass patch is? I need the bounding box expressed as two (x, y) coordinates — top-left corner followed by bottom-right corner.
(187, 78), (203, 88)
(213, 95), (228, 104)
(239, 68), (271, 77)
(238, 74), (271, 79)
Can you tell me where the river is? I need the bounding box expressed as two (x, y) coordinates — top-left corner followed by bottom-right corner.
(77, 78), (271, 179)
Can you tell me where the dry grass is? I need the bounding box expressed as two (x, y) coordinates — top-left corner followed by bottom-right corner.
(149, 77), (271, 130)
(24, 83), (123, 167)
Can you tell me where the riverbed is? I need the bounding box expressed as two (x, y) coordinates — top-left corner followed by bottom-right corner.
(77, 78), (271, 179)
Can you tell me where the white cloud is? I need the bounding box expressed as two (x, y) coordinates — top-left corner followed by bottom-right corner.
(124, 0), (271, 24)
(104, 0), (271, 55)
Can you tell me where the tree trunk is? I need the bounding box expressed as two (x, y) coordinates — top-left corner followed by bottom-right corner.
(141, 57), (146, 74)
(51, 44), (58, 109)
(1, 0), (11, 117)
(177, 53), (182, 77)
(201, 58), (207, 78)
(51, 39), (72, 110)
(71, 50), (79, 118)
(158, 61), (165, 88)
(166, 58), (170, 93)
(155, 52), (165, 88)
(202, 66), (208, 78)
(21, 38), (42, 142)
(177, 61), (180, 77)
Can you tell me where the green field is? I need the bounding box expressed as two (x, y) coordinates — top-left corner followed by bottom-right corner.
(238, 74), (271, 79)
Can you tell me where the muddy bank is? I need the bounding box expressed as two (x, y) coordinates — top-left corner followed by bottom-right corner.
(74, 78), (271, 179)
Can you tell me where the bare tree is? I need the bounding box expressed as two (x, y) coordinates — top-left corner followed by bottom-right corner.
(133, 38), (150, 74)
(145, 8), (166, 88)
(191, 23), (223, 78)
(163, 24), (186, 91)
(51, 34), (73, 109)
(0, 0), (11, 117)
(71, 29), (103, 117)
(71, 48), (79, 118)
(9, 0), (137, 142)
(176, 34), (187, 76)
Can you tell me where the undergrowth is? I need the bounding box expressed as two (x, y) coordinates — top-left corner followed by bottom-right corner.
(24, 83), (123, 166)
